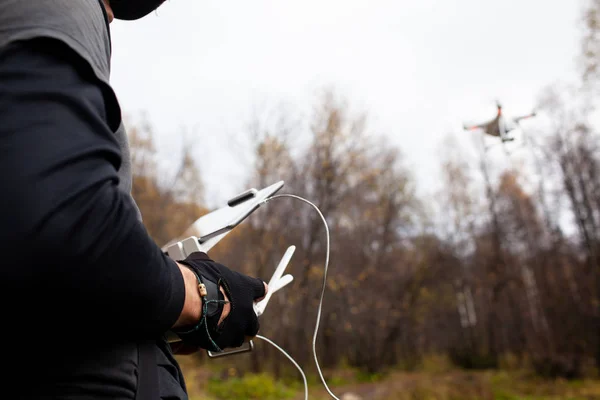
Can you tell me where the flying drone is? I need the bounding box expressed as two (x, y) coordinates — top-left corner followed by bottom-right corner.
(463, 101), (537, 143)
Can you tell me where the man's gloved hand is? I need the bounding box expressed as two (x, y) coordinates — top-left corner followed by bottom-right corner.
(173, 252), (266, 352)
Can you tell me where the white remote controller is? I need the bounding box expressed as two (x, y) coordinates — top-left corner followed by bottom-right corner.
(254, 246), (295, 317)
(163, 181), (295, 357)
(166, 237), (295, 357)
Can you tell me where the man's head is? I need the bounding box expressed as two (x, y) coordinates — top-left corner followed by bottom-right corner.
(103, 0), (166, 21)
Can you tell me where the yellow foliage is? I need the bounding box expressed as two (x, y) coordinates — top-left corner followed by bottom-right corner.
(126, 117), (207, 247)
(327, 278), (339, 292)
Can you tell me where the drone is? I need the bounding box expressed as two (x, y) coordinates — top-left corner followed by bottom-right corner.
(463, 101), (537, 143)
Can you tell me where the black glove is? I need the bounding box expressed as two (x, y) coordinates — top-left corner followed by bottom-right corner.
(174, 252), (266, 352)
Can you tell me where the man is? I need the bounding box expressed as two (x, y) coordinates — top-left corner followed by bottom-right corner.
(0, 0), (267, 399)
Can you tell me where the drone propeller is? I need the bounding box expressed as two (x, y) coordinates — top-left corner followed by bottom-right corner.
(514, 110), (537, 123)
(464, 124), (482, 131)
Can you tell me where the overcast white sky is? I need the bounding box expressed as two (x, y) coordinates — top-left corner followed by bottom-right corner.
(109, 0), (583, 208)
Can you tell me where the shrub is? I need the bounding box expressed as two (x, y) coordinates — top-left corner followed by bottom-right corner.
(207, 373), (296, 400)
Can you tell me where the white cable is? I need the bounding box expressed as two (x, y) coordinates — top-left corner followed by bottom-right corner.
(263, 194), (340, 400)
(255, 335), (308, 400)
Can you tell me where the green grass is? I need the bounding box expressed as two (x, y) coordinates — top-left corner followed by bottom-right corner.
(177, 354), (600, 400)
(206, 373), (296, 400)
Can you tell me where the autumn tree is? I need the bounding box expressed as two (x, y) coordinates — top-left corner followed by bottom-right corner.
(126, 116), (206, 247)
